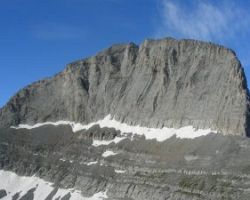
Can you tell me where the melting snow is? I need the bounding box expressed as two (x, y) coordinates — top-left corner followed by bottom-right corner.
(11, 114), (216, 142)
(0, 170), (107, 200)
(86, 161), (98, 166)
(89, 191), (108, 200)
(184, 155), (199, 162)
(92, 137), (126, 146)
(114, 169), (126, 174)
(102, 150), (118, 157)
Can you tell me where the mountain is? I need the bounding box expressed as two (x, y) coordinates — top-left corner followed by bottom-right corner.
(0, 38), (249, 136)
(1, 38), (250, 200)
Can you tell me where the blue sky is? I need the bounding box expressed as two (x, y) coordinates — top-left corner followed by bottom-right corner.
(0, 0), (250, 107)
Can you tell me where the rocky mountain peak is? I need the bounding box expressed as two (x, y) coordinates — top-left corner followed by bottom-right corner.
(0, 38), (249, 136)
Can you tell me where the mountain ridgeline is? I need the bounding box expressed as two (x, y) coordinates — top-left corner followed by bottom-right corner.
(0, 38), (249, 136)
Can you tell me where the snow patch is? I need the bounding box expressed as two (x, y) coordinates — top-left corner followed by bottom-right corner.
(184, 155), (199, 161)
(92, 137), (126, 146)
(0, 170), (107, 200)
(114, 169), (126, 174)
(11, 114), (216, 142)
(90, 191), (108, 200)
(86, 161), (98, 166)
(102, 150), (118, 157)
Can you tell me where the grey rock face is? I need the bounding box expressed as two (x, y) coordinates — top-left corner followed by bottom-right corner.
(0, 38), (249, 136)
(0, 190), (7, 199)
(2, 126), (250, 199)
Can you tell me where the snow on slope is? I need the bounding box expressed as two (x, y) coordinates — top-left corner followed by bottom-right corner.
(11, 114), (217, 142)
(114, 169), (126, 174)
(102, 150), (118, 157)
(0, 170), (107, 200)
(92, 137), (126, 146)
(86, 161), (98, 166)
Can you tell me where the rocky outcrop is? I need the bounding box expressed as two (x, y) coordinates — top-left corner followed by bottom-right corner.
(2, 126), (250, 200)
(0, 38), (249, 136)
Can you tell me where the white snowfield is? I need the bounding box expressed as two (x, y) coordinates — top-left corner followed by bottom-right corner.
(11, 114), (216, 142)
(86, 161), (98, 166)
(114, 169), (126, 174)
(0, 170), (107, 200)
(102, 150), (118, 157)
(92, 137), (126, 147)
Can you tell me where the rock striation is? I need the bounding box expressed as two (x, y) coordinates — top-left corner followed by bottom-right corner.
(0, 38), (249, 136)
(2, 126), (250, 200)
(1, 38), (250, 200)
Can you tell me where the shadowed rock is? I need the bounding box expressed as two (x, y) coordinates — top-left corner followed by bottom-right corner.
(19, 188), (36, 200)
(45, 188), (59, 200)
(0, 190), (7, 199)
(61, 193), (71, 200)
(12, 192), (21, 200)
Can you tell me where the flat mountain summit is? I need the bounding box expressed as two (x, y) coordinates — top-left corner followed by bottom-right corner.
(0, 38), (249, 136)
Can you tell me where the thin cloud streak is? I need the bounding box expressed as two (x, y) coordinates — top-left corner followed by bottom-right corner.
(155, 0), (250, 82)
(156, 0), (250, 42)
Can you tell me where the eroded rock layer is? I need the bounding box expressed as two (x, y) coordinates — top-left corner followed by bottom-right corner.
(1, 126), (250, 200)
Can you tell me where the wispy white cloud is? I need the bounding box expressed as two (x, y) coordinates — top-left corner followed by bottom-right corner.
(32, 23), (86, 41)
(156, 0), (250, 42)
(155, 0), (250, 81)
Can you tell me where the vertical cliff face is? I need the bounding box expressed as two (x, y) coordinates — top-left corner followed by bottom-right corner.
(0, 38), (249, 136)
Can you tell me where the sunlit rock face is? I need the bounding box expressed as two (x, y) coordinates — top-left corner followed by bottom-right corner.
(1, 38), (250, 200)
(0, 38), (249, 136)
